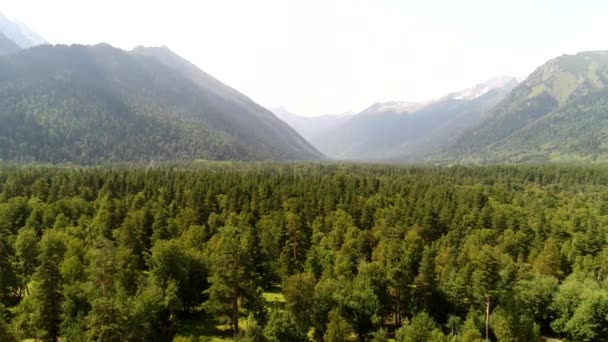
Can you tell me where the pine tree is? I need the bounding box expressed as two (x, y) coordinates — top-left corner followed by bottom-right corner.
(471, 247), (501, 341)
(204, 221), (258, 335)
(324, 309), (354, 342)
(14, 226), (39, 296)
(33, 230), (66, 342)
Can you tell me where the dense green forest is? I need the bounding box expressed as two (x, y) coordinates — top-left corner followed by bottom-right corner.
(1, 163), (608, 341)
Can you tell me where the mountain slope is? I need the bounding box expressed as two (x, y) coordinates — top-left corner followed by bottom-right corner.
(311, 76), (517, 161)
(0, 44), (323, 163)
(443, 51), (608, 163)
(271, 107), (353, 145)
(131, 46), (321, 160)
(0, 32), (19, 55)
(0, 13), (46, 48)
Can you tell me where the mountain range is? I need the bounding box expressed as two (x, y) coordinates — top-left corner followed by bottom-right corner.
(280, 76), (518, 161)
(1, 14), (608, 165)
(280, 49), (608, 165)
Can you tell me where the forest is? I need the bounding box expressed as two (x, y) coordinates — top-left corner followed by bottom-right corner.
(1, 162), (608, 341)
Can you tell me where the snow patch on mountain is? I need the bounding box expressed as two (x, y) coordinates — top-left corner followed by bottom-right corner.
(359, 76), (518, 117)
(361, 101), (431, 115)
(450, 75), (518, 100)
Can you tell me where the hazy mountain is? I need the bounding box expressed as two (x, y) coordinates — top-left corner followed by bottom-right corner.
(0, 12), (46, 48)
(0, 31), (20, 55)
(443, 51), (608, 163)
(131, 46), (322, 159)
(0, 43), (323, 163)
(271, 107), (353, 144)
(311, 76), (518, 161)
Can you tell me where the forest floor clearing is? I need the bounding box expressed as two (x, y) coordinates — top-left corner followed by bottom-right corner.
(173, 290), (285, 341)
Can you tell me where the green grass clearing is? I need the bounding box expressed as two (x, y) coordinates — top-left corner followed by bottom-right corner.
(173, 289), (284, 342)
(263, 289), (286, 312)
(173, 314), (237, 342)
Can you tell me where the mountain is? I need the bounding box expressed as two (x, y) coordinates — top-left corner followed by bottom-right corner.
(130, 46), (322, 159)
(443, 51), (608, 163)
(311, 76), (518, 161)
(0, 31), (20, 55)
(0, 12), (46, 48)
(271, 107), (353, 144)
(449, 75), (520, 100)
(0, 43), (323, 163)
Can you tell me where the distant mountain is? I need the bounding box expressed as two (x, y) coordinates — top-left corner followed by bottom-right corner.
(0, 31), (19, 55)
(0, 44), (323, 163)
(0, 12), (46, 48)
(311, 76), (518, 161)
(271, 107), (353, 145)
(442, 51), (608, 163)
(449, 75), (519, 100)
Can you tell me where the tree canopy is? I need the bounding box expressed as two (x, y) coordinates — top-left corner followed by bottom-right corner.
(0, 162), (607, 340)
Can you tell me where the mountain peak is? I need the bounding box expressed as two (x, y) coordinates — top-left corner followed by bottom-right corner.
(358, 76), (519, 119)
(443, 50), (608, 163)
(449, 75), (518, 100)
(361, 101), (426, 115)
(522, 50), (608, 105)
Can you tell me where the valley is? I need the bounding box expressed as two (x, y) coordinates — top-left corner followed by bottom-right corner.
(0, 3), (607, 342)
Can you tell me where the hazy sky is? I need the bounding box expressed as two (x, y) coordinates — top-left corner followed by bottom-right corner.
(3, 0), (607, 116)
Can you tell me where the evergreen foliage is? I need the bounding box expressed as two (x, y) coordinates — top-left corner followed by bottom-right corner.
(0, 162), (606, 340)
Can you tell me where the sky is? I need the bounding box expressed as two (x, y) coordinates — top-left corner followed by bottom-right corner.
(3, 0), (608, 116)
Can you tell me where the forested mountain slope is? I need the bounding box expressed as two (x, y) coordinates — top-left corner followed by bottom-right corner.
(443, 51), (608, 163)
(0, 44), (323, 163)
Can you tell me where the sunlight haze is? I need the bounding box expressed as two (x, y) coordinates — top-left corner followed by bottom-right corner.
(4, 0), (607, 116)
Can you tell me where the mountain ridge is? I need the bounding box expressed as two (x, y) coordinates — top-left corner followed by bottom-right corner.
(132, 46), (321, 159)
(0, 12), (46, 48)
(303, 76), (518, 161)
(440, 50), (608, 163)
(0, 43), (323, 163)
